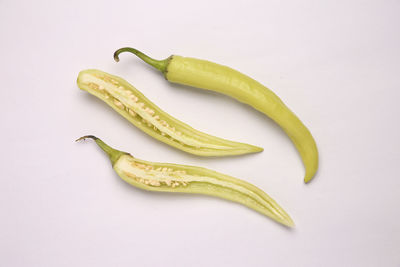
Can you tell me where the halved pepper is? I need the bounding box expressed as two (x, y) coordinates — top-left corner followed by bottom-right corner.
(77, 69), (262, 156)
(77, 135), (294, 227)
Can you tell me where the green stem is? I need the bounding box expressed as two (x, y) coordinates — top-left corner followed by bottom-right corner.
(76, 135), (128, 166)
(113, 47), (170, 73)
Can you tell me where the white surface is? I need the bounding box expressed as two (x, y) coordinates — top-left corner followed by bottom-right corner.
(1, 0), (399, 266)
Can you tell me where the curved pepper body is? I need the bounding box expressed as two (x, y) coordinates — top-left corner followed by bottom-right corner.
(166, 56), (318, 182)
(77, 136), (294, 227)
(77, 69), (262, 157)
(114, 48), (318, 182)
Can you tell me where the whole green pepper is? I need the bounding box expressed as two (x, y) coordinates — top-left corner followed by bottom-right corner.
(114, 48), (319, 183)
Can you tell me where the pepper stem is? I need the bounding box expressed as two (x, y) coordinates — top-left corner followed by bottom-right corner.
(76, 135), (128, 166)
(113, 47), (169, 73)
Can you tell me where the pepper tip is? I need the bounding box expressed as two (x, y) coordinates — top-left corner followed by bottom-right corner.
(286, 219), (295, 228)
(255, 146), (264, 153)
(279, 214), (295, 228)
(303, 173), (315, 184)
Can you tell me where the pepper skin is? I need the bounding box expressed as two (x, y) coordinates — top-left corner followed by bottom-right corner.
(114, 48), (319, 183)
(76, 135), (294, 227)
(77, 69), (262, 157)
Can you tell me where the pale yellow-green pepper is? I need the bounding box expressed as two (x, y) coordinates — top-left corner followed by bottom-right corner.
(77, 69), (262, 156)
(114, 48), (319, 183)
(77, 135), (294, 227)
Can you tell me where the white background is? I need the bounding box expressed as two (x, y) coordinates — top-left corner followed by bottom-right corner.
(1, 0), (399, 266)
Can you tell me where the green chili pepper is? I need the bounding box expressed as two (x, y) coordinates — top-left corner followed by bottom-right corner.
(77, 69), (262, 157)
(76, 135), (294, 227)
(114, 48), (319, 183)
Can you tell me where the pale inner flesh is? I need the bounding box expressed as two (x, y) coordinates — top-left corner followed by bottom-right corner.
(116, 155), (280, 216)
(80, 72), (232, 150)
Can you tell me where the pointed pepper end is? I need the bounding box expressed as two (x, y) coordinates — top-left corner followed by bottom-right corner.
(304, 172), (316, 184)
(248, 145), (263, 153)
(283, 217), (295, 228)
